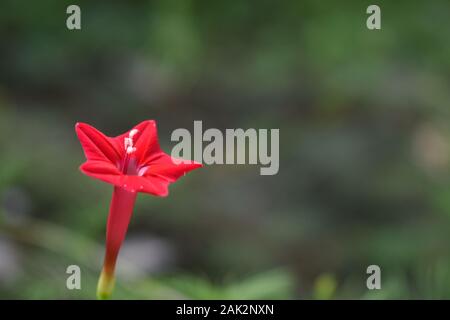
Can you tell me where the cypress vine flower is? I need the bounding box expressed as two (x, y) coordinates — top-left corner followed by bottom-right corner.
(75, 120), (201, 299)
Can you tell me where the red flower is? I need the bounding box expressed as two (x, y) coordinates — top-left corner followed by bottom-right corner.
(75, 120), (201, 299)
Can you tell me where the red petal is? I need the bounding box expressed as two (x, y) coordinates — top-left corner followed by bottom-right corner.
(143, 151), (174, 166)
(141, 150), (197, 169)
(146, 161), (203, 182)
(80, 161), (123, 186)
(120, 175), (169, 196)
(133, 120), (160, 152)
(75, 123), (122, 165)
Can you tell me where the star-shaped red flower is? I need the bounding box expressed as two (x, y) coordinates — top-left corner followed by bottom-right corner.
(76, 120), (201, 196)
(75, 120), (201, 299)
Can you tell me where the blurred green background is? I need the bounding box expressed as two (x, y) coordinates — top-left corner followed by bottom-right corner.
(0, 0), (450, 299)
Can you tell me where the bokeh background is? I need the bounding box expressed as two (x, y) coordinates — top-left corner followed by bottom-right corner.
(1, 0), (450, 299)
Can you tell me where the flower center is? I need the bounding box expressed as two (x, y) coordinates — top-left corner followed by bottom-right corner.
(124, 129), (138, 154)
(121, 129), (139, 175)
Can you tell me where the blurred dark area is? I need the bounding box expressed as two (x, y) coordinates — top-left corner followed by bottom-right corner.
(0, 0), (450, 299)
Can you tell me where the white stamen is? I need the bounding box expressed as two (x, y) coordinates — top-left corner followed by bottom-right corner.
(124, 129), (139, 154)
(126, 146), (136, 154)
(129, 129), (139, 138)
(124, 137), (132, 149)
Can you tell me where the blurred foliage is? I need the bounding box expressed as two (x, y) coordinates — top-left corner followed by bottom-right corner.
(0, 0), (450, 299)
(313, 274), (337, 300)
